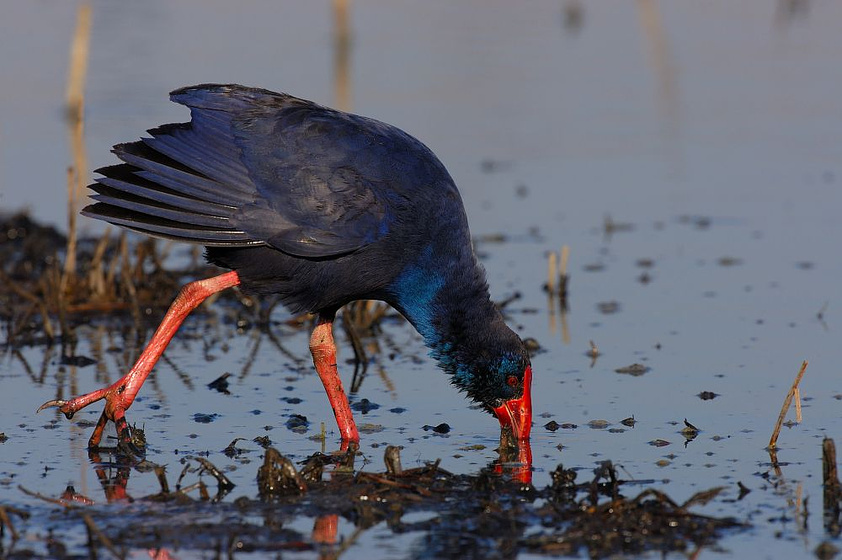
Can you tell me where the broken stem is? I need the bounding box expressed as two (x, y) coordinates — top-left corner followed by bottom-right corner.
(769, 360), (808, 449)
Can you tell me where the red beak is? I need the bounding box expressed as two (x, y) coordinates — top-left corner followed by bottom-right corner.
(493, 365), (532, 440)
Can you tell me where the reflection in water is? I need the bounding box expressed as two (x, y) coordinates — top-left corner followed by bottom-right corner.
(636, 0), (682, 174)
(88, 449), (133, 503)
(8, 434), (743, 558)
(332, 0), (352, 112)
(562, 1), (584, 34)
(496, 427), (533, 484)
(545, 247), (571, 345)
(776, 0), (810, 26)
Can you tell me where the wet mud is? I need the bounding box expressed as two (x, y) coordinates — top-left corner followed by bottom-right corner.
(2, 443), (744, 559)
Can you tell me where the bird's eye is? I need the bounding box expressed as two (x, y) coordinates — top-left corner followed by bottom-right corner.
(506, 375), (518, 387)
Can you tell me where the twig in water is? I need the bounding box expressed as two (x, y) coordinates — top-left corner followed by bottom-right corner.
(823, 438), (840, 495)
(18, 485), (74, 508)
(0, 505), (30, 542)
(83, 512), (125, 560)
(769, 360), (808, 449)
(823, 438), (842, 536)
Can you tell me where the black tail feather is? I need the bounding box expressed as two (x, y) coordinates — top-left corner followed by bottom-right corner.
(84, 136), (261, 246)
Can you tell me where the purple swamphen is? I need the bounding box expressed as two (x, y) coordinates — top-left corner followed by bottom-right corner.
(39, 84), (532, 448)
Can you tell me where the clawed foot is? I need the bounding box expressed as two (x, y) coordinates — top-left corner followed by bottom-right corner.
(37, 381), (136, 449)
(37, 399), (75, 418)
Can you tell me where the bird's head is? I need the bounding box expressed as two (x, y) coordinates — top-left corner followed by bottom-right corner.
(460, 349), (532, 441)
(491, 363), (532, 442)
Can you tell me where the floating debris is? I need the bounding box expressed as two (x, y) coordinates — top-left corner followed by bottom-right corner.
(423, 423), (451, 434)
(597, 301), (620, 314)
(192, 413), (219, 424)
(257, 447), (307, 497)
(223, 438), (247, 458)
(544, 421), (561, 432)
(737, 481), (751, 500)
(636, 258), (655, 268)
(351, 398), (380, 414)
(207, 372), (233, 394)
(620, 416), (637, 427)
(285, 414), (310, 433)
(384, 445), (403, 475)
(717, 256), (743, 267)
(59, 354), (97, 367)
(615, 363), (650, 376)
(681, 419), (700, 438)
(358, 423), (385, 434)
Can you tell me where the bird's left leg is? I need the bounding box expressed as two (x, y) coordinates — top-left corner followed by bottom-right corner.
(38, 271), (241, 448)
(309, 313), (360, 443)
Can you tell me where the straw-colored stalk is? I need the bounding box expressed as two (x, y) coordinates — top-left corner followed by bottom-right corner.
(769, 360), (808, 449)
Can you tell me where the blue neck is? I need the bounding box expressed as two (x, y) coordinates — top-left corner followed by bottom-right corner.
(386, 243), (508, 386)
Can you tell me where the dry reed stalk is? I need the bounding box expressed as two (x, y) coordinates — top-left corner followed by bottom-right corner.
(118, 232), (140, 323)
(769, 360), (808, 449)
(86, 226), (112, 298)
(65, 5), (92, 280)
(824, 438), (840, 493)
(547, 251), (557, 295)
(0, 271), (56, 340)
(66, 4), (91, 123)
(105, 232), (123, 288)
(0, 505), (22, 542)
(560, 245), (570, 279)
(63, 166), (78, 281)
(46, 263), (73, 341)
(82, 513), (124, 560)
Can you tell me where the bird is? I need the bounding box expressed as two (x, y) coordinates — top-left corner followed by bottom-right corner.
(39, 84), (532, 449)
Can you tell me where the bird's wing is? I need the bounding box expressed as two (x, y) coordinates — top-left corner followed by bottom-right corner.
(86, 84), (434, 257)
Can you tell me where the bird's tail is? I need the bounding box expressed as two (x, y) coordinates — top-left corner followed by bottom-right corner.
(83, 85), (272, 247)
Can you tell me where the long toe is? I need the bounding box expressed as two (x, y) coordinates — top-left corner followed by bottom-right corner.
(37, 384), (113, 420)
(37, 399), (70, 416)
(37, 381), (134, 447)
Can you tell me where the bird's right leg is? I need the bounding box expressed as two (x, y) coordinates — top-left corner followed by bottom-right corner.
(309, 313), (360, 443)
(38, 271), (241, 448)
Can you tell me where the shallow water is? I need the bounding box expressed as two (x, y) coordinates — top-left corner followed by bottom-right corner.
(3, 1), (842, 558)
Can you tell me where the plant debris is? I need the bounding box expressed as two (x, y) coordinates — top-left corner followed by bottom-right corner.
(4, 446), (744, 558)
(615, 363), (650, 376)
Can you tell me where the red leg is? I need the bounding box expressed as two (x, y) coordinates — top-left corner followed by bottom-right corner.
(312, 514), (339, 545)
(38, 271), (241, 448)
(309, 314), (359, 442)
